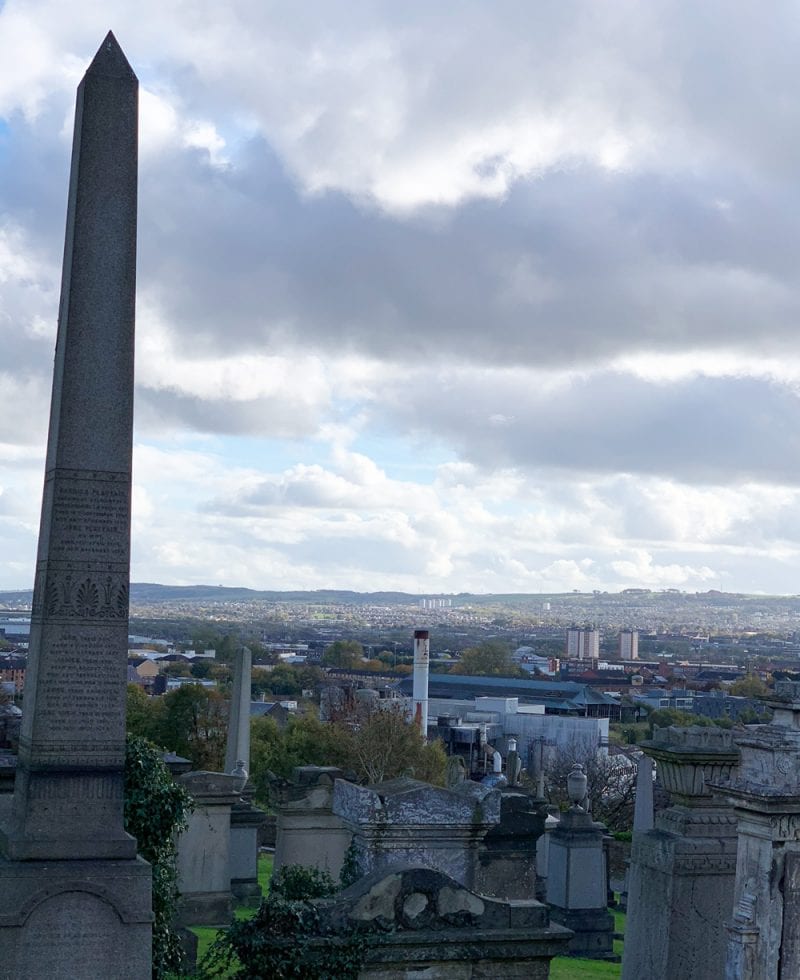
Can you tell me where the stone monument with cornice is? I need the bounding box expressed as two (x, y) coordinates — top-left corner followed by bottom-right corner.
(622, 725), (739, 980)
(0, 33), (152, 979)
(716, 680), (800, 979)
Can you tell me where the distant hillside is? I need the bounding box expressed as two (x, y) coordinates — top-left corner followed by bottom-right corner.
(2, 583), (798, 609)
(128, 584), (431, 605)
(0, 590), (33, 605)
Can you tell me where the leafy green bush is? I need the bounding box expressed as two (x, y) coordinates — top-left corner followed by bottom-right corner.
(203, 863), (367, 980)
(269, 864), (337, 901)
(124, 735), (194, 979)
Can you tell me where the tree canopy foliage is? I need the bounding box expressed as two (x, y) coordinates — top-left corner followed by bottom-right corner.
(321, 640), (364, 668)
(126, 682), (228, 770)
(729, 673), (770, 698)
(251, 663), (323, 699)
(250, 705), (446, 804)
(450, 640), (527, 678)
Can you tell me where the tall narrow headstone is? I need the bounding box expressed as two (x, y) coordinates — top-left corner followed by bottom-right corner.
(0, 32), (151, 978)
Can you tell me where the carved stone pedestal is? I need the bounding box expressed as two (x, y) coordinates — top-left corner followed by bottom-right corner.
(547, 807), (616, 960)
(0, 851), (152, 980)
(712, 682), (800, 980)
(622, 726), (739, 980)
(230, 792), (266, 906)
(175, 771), (241, 926)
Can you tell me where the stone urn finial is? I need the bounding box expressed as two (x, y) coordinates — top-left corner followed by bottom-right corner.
(567, 763), (587, 810)
(232, 760), (248, 794)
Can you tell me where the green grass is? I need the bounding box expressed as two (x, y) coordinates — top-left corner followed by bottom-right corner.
(550, 903), (625, 979)
(257, 852), (273, 893)
(550, 959), (621, 979)
(189, 852), (273, 966)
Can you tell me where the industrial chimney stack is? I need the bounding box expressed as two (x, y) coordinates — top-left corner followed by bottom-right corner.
(412, 628), (430, 735)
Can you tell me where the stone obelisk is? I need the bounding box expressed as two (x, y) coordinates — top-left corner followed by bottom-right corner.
(224, 646), (266, 905)
(0, 33), (152, 978)
(225, 646), (252, 775)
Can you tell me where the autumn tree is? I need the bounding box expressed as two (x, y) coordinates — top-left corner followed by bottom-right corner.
(322, 640), (363, 668)
(537, 740), (637, 833)
(342, 702), (447, 785)
(126, 683), (158, 741)
(450, 640), (526, 678)
(248, 703), (447, 804)
(729, 673), (770, 699)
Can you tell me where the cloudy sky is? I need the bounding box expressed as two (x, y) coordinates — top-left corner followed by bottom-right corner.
(3, 1), (800, 595)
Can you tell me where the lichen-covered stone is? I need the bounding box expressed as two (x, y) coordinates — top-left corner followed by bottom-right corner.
(312, 865), (570, 978)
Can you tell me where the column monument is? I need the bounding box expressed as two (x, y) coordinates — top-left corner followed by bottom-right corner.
(0, 32), (152, 978)
(225, 646), (266, 905)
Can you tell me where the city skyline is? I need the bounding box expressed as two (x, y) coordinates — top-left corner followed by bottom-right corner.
(3, 4), (800, 594)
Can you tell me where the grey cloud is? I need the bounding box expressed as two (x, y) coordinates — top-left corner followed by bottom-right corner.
(134, 386), (322, 438)
(133, 141), (800, 373)
(378, 372), (800, 486)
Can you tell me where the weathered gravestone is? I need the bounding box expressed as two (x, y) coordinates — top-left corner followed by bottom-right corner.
(474, 785), (550, 901)
(273, 765), (353, 878)
(622, 726), (739, 980)
(314, 865), (573, 978)
(175, 770), (242, 926)
(333, 776), (500, 891)
(0, 33), (152, 979)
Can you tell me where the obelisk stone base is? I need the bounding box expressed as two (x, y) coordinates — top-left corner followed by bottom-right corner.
(175, 771), (240, 926)
(0, 853), (152, 980)
(230, 798), (266, 906)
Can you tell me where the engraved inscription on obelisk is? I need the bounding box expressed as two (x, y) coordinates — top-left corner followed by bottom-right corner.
(1, 32), (138, 861)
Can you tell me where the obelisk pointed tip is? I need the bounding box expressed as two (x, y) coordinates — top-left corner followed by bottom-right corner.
(86, 31), (137, 82)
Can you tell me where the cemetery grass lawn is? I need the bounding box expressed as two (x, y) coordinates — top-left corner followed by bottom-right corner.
(550, 960), (620, 979)
(550, 905), (625, 979)
(190, 853), (273, 967)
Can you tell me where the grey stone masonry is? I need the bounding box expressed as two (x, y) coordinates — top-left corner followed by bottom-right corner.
(313, 865), (572, 978)
(333, 776), (500, 891)
(175, 771), (241, 926)
(632, 755), (654, 832)
(711, 681), (800, 980)
(622, 725), (739, 980)
(474, 786), (550, 901)
(0, 29), (138, 865)
(224, 646), (251, 775)
(547, 806), (616, 960)
(273, 766), (353, 878)
(0, 33), (152, 980)
(224, 646), (265, 905)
